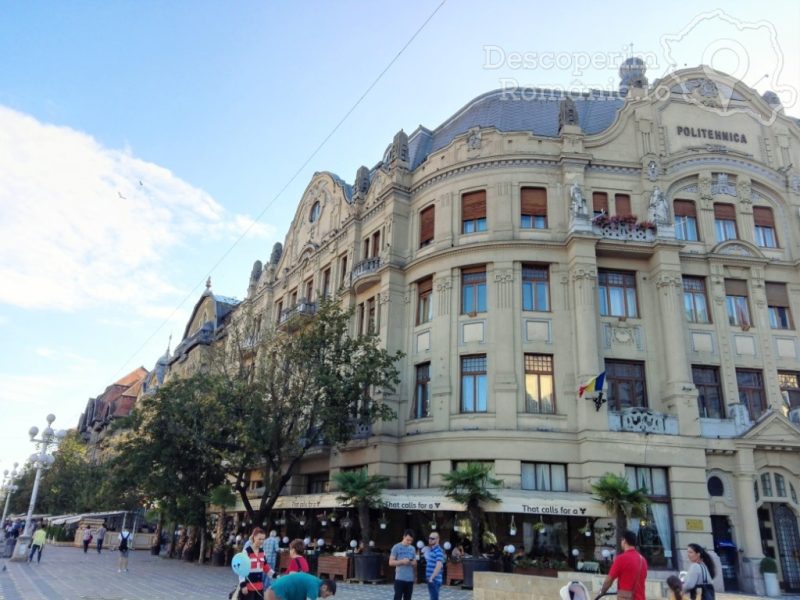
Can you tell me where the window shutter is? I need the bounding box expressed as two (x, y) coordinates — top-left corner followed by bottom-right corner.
(521, 187), (547, 216)
(615, 194), (631, 216)
(753, 206), (775, 227)
(673, 199), (696, 217)
(592, 192), (608, 213)
(420, 205), (435, 244)
(725, 279), (748, 296)
(462, 190), (486, 220)
(765, 282), (789, 306)
(714, 203), (736, 219)
(417, 277), (433, 294)
(462, 265), (486, 276)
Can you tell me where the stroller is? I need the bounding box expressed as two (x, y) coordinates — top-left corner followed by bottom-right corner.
(560, 581), (592, 600)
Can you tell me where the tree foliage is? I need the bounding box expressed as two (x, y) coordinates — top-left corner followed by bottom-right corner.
(222, 299), (402, 526)
(591, 472), (650, 549)
(441, 463), (503, 555)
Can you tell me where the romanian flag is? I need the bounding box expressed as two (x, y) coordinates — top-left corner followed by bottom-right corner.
(579, 371), (606, 398)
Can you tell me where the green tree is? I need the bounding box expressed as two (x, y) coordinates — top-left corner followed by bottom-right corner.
(591, 472), (650, 549)
(112, 374), (239, 560)
(333, 470), (388, 554)
(224, 299), (402, 526)
(441, 463), (503, 555)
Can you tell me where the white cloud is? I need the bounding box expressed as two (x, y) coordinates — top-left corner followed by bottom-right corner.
(0, 106), (272, 312)
(35, 347), (57, 358)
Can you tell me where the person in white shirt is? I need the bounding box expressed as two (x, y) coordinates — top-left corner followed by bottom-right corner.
(117, 528), (133, 573)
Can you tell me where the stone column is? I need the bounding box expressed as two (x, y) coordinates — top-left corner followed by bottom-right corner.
(566, 236), (603, 431)
(734, 448), (764, 594)
(649, 246), (699, 435)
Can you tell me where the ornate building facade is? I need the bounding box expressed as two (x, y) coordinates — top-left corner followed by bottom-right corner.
(197, 63), (799, 592)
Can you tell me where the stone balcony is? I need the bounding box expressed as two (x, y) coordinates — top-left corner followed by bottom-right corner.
(278, 299), (317, 331)
(350, 257), (381, 293)
(592, 222), (656, 242)
(608, 407), (679, 435)
(699, 403), (753, 438)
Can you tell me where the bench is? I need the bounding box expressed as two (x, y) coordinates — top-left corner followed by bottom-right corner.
(317, 555), (350, 581)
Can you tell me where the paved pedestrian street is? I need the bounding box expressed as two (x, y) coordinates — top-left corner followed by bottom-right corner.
(0, 545), (472, 600)
(3, 546), (800, 600)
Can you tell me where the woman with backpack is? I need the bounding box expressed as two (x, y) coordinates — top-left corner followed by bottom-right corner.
(117, 527), (133, 573)
(682, 544), (716, 600)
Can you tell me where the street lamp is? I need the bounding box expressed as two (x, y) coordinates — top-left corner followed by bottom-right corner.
(1, 463), (19, 540)
(11, 414), (66, 561)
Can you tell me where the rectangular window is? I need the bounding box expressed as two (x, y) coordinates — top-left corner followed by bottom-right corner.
(766, 282), (792, 329)
(522, 265), (550, 312)
(520, 187), (548, 229)
(417, 277), (433, 325)
(276, 300), (283, 324)
(714, 203), (738, 242)
(521, 462), (566, 491)
(461, 267), (487, 314)
(778, 371), (800, 409)
(524, 354), (555, 414)
(683, 276), (710, 323)
(606, 360), (647, 410)
(598, 270), (639, 318)
(761, 473), (773, 497)
(592, 192), (608, 216)
(305, 278), (314, 302)
(290, 288), (298, 307)
(736, 369), (766, 421)
(725, 279), (751, 327)
(753, 207), (777, 248)
(420, 205), (435, 247)
(363, 237), (370, 259)
(366, 297), (377, 334)
(413, 362), (431, 419)
(775, 473), (787, 497)
(306, 472), (330, 494)
(624, 466), (672, 568)
(674, 200), (699, 241)
(692, 365), (724, 418)
(322, 267), (332, 298)
(372, 230), (381, 257)
(462, 190), (487, 233)
(357, 302), (365, 336)
(461, 355), (488, 413)
(615, 194), (631, 216)
(407, 463), (430, 489)
(340, 255), (348, 287)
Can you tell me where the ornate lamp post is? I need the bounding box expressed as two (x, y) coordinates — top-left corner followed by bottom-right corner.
(11, 414), (66, 560)
(1, 462), (19, 540)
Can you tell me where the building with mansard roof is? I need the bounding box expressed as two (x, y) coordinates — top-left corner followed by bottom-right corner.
(218, 62), (800, 593)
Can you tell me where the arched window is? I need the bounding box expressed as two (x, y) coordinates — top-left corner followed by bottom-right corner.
(309, 201), (321, 223)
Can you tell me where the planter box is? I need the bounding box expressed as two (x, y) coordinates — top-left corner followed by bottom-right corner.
(513, 566), (559, 577)
(446, 561), (464, 586)
(317, 555), (350, 581)
(462, 557), (495, 589)
(353, 553), (383, 581)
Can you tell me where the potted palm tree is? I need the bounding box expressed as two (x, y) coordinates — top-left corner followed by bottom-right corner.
(441, 463), (503, 589)
(209, 485), (237, 566)
(591, 473), (650, 550)
(333, 469), (389, 582)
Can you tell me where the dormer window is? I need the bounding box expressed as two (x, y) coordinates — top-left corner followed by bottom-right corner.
(309, 201), (321, 223)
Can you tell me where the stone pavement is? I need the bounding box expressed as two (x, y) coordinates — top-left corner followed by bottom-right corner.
(3, 546), (799, 600)
(0, 544), (472, 599)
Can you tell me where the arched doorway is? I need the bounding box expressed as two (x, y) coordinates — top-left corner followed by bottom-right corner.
(774, 504), (800, 591)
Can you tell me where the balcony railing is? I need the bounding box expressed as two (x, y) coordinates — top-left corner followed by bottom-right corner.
(699, 403), (753, 438)
(349, 418), (372, 440)
(608, 407), (679, 435)
(350, 258), (381, 285)
(279, 299), (317, 330)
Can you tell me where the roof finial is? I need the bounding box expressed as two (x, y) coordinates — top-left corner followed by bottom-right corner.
(205, 277), (212, 291)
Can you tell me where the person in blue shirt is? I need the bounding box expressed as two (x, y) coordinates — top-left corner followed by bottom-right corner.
(425, 532), (444, 600)
(265, 572), (336, 600)
(389, 529), (418, 600)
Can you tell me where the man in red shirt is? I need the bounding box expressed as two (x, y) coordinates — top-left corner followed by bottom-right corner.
(596, 530), (648, 600)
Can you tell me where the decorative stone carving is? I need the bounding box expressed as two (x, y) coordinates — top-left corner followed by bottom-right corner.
(647, 186), (671, 225)
(379, 292), (391, 304)
(791, 175), (800, 194)
(619, 407), (678, 435)
(571, 268), (596, 282)
(647, 160), (658, 182)
(737, 180), (753, 205)
(654, 273), (682, 289)
(718, 243), (756, 257)
(699, 174), (712, 200)
(390, 129), (409, 165)
(435, 278), (452, 292)
(354, 165), (371, 198)
(569, 181), (589, 219)
(712, 173), (737, 197)
(467, 127), (482, 150)
(494, 270), (513, 284)
(558, 97), (580, 132)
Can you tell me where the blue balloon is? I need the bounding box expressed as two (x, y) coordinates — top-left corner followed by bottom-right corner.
(231, 551), (251, 578)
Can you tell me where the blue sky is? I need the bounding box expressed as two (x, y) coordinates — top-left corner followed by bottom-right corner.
(1, 0), (798, 479)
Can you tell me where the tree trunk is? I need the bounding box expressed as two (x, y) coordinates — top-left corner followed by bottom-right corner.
(468, 501), (482, 555)
(615, 511), (627, 551)
(174, 527), (188, 558)
(197, 527), (206, 565)
(358, 504), (371, 553)
(213, 509), (226, 555)
(181, 526), (197, 561)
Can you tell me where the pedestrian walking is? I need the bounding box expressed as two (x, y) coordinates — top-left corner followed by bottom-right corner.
(595, 530), (648, 600)
(81, 525), (93, 554)
(96, 522), (107, 553)
(263, 529), (280, 573)
(28, 526), (47, 563)
(117, 527), (133, 572)
(425, 532), (444, 600)
(389, 529), (417, 600)
(238, 527), (274, 600)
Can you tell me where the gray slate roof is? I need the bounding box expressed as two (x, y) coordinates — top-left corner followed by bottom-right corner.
(408, 88), (626, 169)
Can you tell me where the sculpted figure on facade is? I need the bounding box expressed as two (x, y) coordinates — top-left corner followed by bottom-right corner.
(558, 96), (580, 132)
(648, 186), (671, 225)
(570, 181), (589, 219)
(269, 242), (283, 266)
